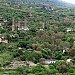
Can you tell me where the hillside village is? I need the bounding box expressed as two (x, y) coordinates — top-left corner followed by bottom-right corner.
(0, 0), (75, 75)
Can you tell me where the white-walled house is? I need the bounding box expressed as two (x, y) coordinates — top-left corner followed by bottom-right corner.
(66, 28), (73, 32)
(44, 59), (56, 64)
(66, 59), (72, 63)
(63, 47), (69, 53)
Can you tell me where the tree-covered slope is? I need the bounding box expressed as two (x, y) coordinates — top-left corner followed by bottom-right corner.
(0, 0), (75, 75)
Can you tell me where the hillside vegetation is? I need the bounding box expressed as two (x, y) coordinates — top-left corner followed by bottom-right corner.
(0, 0), (75, 75)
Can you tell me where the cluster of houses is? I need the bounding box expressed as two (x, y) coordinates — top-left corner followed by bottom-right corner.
(41, 58), (72, 65)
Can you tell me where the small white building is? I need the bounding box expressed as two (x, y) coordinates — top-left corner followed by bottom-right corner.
(24, 27), (29, 31)
(73, 41), (75, 46)
(63, 49), (66, 53)
(40, 28), (44, 31)
(66, 59), (72, 63)
(66, 28), (73, 32)
(44, 59), (56, 64)
(18, 47), (23, 50)
(63, 47), (68, 53)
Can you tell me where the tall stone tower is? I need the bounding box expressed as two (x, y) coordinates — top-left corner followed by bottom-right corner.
(24, 19), (29, 30)
(18, 21), (20, 30)
(29, 7), (32, 17)
(42, 23), (45, 29)
(12, 17), (15, 31)
(40, 22), (45, 31)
